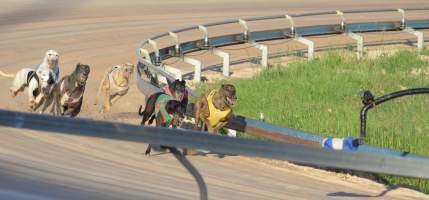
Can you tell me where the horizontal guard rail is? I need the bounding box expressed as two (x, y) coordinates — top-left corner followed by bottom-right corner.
(144, 7), (429, 41)
(142, 20), (429, 62)
(0, 109), (428, 179)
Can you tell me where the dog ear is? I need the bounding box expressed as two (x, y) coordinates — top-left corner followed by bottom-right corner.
(166, 79), (173, 87)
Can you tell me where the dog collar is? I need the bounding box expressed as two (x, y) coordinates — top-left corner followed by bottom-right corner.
(163, 86), (187, 101)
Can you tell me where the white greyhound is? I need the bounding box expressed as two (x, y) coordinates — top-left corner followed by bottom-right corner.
(36, 49), (60, 83)
(0, 68), (55, 111)
(0, 50), (60, 110)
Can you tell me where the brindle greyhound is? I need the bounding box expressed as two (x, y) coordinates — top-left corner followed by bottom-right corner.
(194, 84), (237, 133)
(43, 63), (90, 117)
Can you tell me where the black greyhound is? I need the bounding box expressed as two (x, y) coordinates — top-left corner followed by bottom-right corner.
(139, 95), (186, 155)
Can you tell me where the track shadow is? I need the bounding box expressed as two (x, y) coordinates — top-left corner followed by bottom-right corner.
(327, 184), (421, 198)
(142, 152), (169, 157)
(146, 148), (237, 159)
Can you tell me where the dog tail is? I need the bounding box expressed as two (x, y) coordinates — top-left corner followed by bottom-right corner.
(0, 70), (15, 78)
(138, 105), (144, 116)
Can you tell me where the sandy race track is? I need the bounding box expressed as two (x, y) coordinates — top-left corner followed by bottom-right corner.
(0, 0), (429, 199)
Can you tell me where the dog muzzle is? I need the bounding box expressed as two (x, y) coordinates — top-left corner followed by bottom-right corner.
(226, 96), (237, 106)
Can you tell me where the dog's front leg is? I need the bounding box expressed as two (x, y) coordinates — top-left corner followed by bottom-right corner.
(41, 96), (53, 114)
(110, 94), (123, 104)
(101, 92), (111, 113)
(28, 98), (37, 111)
(212, 121), (228, 133)
(63, 107), (74, 116)
(53, 94), (62, 116)
(194, 99), (203, 130)
(65, 97), (82, 117)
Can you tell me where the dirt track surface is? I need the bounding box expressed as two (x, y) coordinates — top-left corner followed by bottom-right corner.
(1, 0), (429, 199)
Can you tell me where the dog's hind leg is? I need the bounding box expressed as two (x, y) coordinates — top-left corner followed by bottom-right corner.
(52, 92), (62, 116)
(10, 70), (27, 97)
(147, 114), (156, 125)
(140, 95), (158, 125)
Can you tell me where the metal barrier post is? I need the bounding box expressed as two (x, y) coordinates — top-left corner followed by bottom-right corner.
(404, 27), (424, 52)
(251, 42), (269, 68)
(148, 39), (161, 65)
(238, 19), (250, 41)
(169, 32), (181, 55)
(347, 32), (364, 59)
(183, 57), (202, 82)
(212, 49), (230, 76)
(397, 8), (406, 29)
(295, 37), (314, 60)
(285, 15), (295, 37)
(198, 25), (209, 48)
(336, 10), (346, 32)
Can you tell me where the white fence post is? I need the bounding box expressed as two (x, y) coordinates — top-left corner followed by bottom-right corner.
(139, 48), (153, 64)
(251, 42), (268, 68)
(212, 49), (230, 76)
(295, 37), (314, 60)
(183, 57), (202, 82)
(347, 32), (364, 59)
(148, 39), (160, 64)
(404, 28), (424, 52)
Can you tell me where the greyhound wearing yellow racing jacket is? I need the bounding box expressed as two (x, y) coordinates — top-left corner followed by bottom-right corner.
(194, 84), (237, 133)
